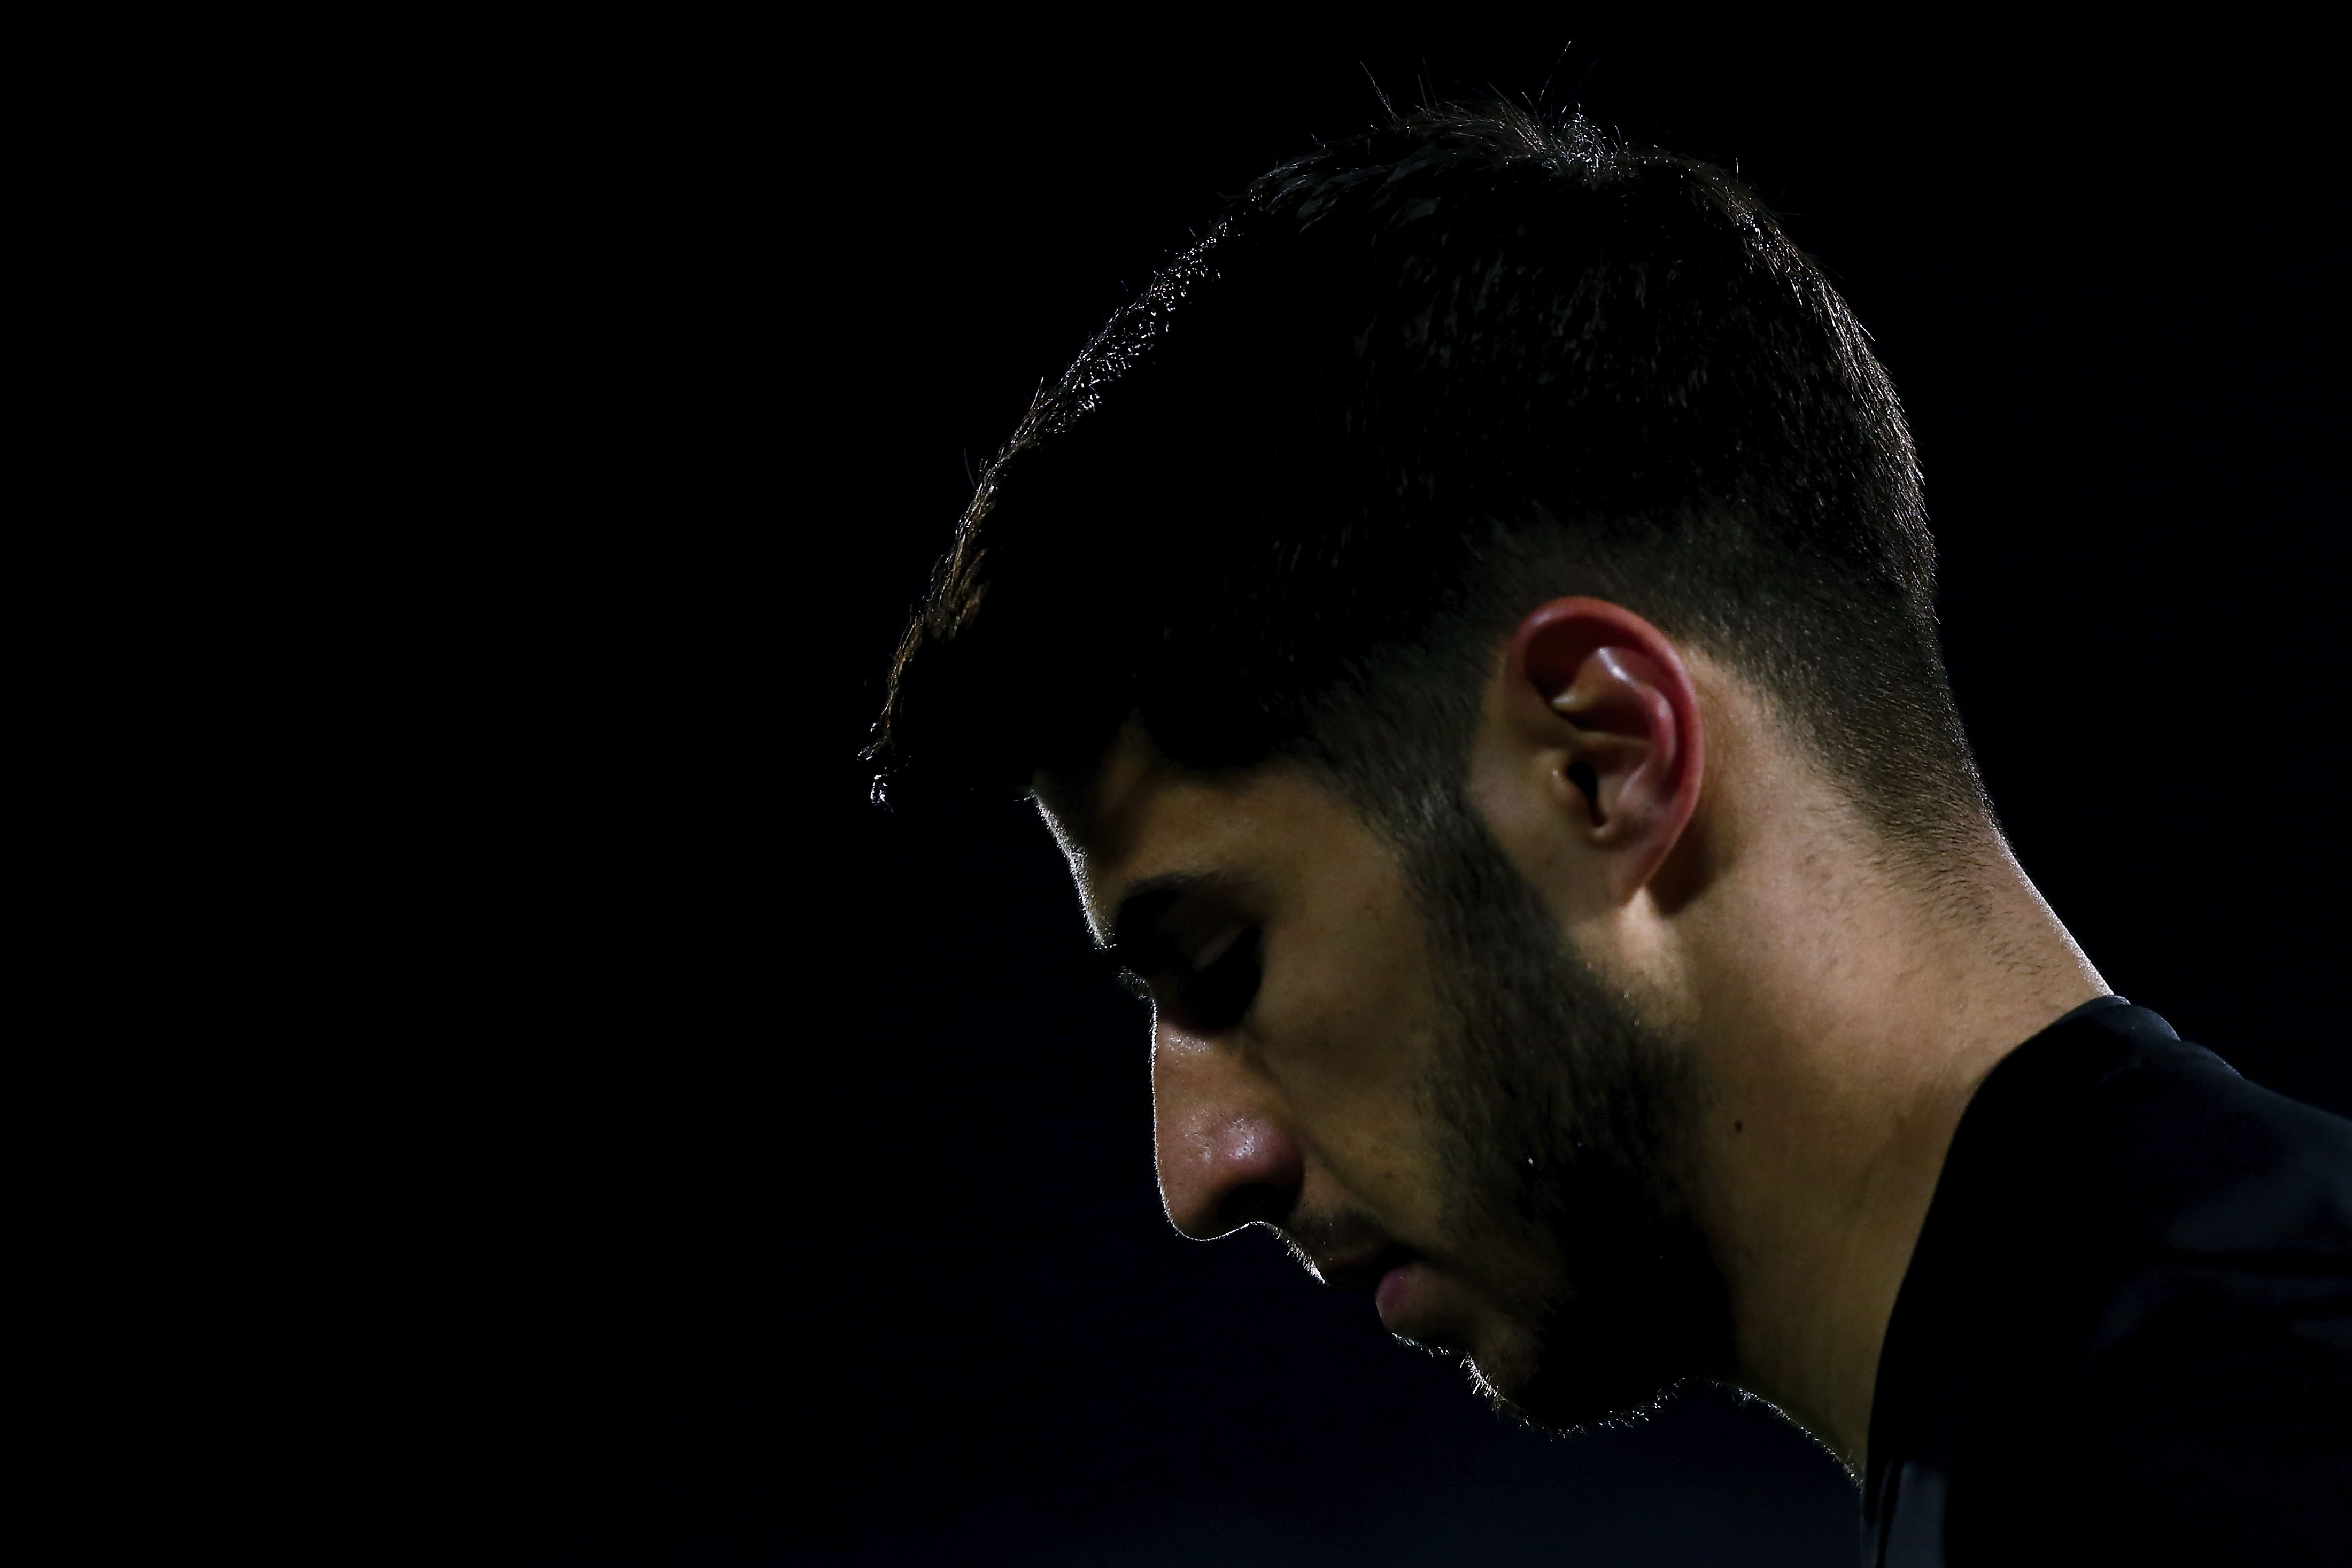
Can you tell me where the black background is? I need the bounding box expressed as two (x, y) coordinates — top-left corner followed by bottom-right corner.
(420, 23), (2348, 1566)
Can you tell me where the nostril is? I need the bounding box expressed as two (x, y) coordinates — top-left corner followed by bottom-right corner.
(1216, 1180), (1296, 1235)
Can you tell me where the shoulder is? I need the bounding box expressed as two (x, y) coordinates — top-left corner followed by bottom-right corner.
(2042, 1005), (2352, 1259)
(1879, 1001), (2352, 1564)
(1938, 999), (2352, 1271)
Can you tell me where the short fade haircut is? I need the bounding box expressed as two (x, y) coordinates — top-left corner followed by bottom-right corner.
(872, 101), (1988, 853)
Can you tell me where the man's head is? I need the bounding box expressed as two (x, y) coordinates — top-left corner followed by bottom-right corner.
(873, 104), (1999, 1429)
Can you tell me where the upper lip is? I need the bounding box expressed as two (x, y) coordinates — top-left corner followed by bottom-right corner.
(1311, 1243), (1417, 1292)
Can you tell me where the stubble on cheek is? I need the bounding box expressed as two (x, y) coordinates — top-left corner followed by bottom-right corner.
(1260, 857), (1459, 1241)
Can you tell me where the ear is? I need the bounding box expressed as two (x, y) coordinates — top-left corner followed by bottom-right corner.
(1492, 597), (1705, 906)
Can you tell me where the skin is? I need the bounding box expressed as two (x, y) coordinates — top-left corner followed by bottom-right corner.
(1034, 597), (2105, 1469)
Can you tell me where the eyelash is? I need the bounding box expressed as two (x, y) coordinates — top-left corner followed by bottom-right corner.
(1122, 927), (1263, 1034)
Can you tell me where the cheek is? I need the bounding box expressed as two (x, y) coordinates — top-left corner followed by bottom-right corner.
(1255, 892), (1450, 1206)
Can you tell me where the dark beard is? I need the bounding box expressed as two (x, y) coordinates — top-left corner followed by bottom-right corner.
(1398, 790), (1735, 1431)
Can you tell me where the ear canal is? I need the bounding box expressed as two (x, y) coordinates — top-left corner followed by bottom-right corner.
(1567, 759), (1601, 818)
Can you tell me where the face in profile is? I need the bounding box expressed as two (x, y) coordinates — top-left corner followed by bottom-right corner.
(1041, 721), (1732, 1432)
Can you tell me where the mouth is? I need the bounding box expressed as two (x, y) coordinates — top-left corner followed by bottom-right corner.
(1304, 1241), (1452, 1345)
(1309, 1241), (1416, 1294)
(1373, 1255), (1463, 1347)
(1373, 1259), (1418, 1331)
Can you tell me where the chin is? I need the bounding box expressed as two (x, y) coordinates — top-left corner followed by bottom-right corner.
(1464, 1314), (1692, 1434)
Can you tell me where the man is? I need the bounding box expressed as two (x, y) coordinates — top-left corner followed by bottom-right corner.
(869, 104), (2351, 1563)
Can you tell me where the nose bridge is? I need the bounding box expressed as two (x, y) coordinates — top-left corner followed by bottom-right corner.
(1152, 1026), (1304, 1240)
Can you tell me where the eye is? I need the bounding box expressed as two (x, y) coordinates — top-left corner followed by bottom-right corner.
(1165, 926), (1261, 1035)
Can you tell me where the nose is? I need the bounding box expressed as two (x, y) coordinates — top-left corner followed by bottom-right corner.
(1152, 1026), (1305, 1240)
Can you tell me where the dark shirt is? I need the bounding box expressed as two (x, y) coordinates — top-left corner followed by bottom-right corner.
(1864, 997), (2352, 1565)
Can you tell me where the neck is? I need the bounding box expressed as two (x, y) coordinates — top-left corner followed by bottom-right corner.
(1675, 806), (2103, 1470)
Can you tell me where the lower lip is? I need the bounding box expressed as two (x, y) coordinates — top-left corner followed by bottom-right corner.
(1374, 1262), (1416, 1330)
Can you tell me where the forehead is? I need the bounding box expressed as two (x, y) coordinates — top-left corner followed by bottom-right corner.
(1033, 720), (1378, 943)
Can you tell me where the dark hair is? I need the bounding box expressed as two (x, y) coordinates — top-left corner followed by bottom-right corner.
(873, 102), (1986, 850)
